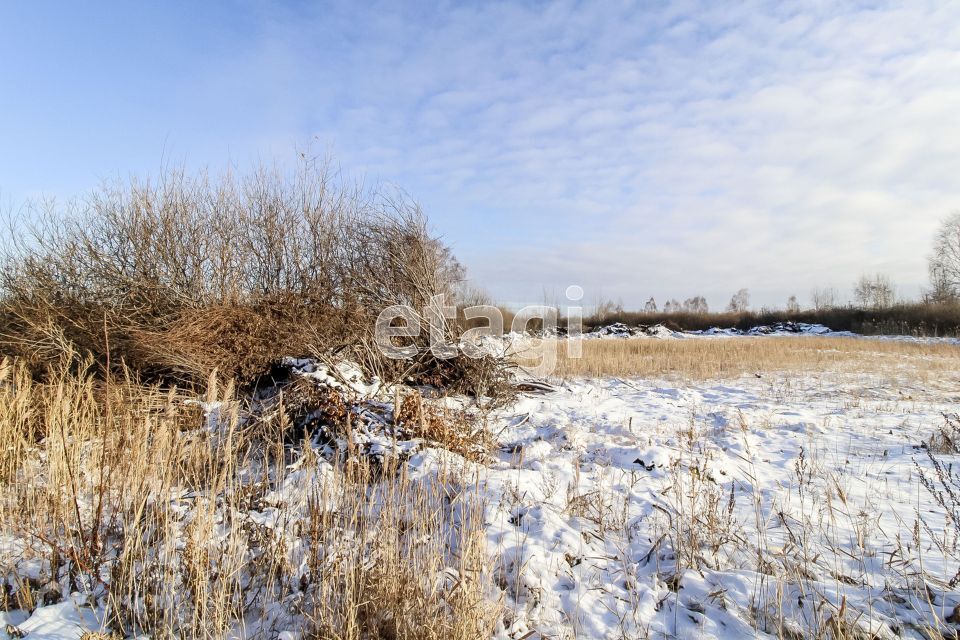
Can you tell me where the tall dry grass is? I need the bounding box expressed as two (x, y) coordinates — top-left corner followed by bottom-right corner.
(0, 355), (498, 639)
(537, 336), (960, 380)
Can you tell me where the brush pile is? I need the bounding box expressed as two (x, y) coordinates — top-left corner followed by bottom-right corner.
(252, 358), (494, 465)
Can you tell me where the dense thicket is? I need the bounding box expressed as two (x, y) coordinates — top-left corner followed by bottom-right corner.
(585, 302), (960, 336)
(0, 160), (504, 395)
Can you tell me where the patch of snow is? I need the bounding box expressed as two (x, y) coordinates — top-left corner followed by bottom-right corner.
(7, 597), (105, 640)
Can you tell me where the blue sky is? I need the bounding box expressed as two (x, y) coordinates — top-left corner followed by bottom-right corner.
(2, 1), (959, 309)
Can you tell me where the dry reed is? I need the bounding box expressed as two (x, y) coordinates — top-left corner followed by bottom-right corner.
(535, 336), (960, 380)
(0, 355), (499, 639)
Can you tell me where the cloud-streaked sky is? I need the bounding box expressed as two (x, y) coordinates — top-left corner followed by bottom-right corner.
(2, 1), (959, 309)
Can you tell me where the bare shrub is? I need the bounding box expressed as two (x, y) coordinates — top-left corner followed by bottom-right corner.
(394, 390), (492, 460)
(583, 301), (960, 337)
(0, 157), (509, 399)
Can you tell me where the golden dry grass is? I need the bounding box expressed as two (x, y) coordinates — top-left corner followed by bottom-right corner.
(521, 336), (960, 380)
(0, 355), (498, 639)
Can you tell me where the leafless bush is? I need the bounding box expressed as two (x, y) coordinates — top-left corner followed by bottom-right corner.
(926, 413), (960, 455)
(584, 301), (960, 337)
(0, 157), (509, 398)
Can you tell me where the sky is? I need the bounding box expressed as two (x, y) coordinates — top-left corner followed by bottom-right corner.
(2, 1), (959, 310)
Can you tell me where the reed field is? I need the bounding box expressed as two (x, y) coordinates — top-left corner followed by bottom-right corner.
(517, 336), (960, 381)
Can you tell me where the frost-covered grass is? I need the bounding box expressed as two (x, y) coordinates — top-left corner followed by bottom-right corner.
(2, 338), (960, 639)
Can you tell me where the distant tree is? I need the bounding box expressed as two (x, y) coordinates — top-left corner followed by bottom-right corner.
(594, 298), (624, 322)
(663, 299), (681, 313)
(682, 295), (708, 313)
(726, 288), (750, 313)
(929, 212), (960, 302)
(644, 297), (658, 313)
(927, 261), (956, 304)
(853, 274), (895, 309)
(810, 287), (836, 311)
(785, 295), (800, 313)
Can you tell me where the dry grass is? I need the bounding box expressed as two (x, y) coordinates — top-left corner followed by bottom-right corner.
(0, 355), (499, 639)
(535, 336), (960, 380)
(394, 390), (492, 461)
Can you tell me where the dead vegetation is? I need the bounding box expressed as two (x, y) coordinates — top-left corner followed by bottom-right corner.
(0, 158), (512, 638)
(537, 335), (960, 380)
(585, 302), (960, 337)
(393, 390), (492, 461)
(0, 355), (500, 639)
(0, 158), (511, 400)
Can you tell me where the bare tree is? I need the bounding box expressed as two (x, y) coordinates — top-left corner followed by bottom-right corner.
(663, 299), (681, 313)
(810, 287), (836, 311)
(726, 288), (750, 313)
(853, 273), (895, 309)
(785, 295), (800, 313)
(929, 212), (960, 302)
(593, 298), (624, 323)
(644, 297), (657, 313)
(927, 261), (956, 304)
(682, 296), (708, 313)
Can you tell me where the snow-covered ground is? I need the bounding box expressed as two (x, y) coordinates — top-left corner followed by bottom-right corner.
(3, 345), (960, 639)
(480, 370), (960, 638)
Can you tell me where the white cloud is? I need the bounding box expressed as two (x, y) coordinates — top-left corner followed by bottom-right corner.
(9, 0), (959, 310)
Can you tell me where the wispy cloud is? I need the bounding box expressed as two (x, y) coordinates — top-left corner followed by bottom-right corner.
(3, 1), (959, 308)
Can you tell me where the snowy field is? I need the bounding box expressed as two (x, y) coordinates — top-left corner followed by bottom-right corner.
(2, 334), (960, 639)
(483, 369), (960, 638)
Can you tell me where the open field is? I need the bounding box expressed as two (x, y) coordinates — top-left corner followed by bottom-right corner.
(499, 335), (960, 637)
(545, 336), (960, 380)
(3, 337), (960, 638)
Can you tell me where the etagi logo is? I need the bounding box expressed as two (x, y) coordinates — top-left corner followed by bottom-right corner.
(374, 285), (585, 377)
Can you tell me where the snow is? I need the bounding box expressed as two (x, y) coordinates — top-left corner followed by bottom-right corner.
(6, 350), (960, 638)
(2, 597), (104, 639)
(470, 370), (960, 637)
